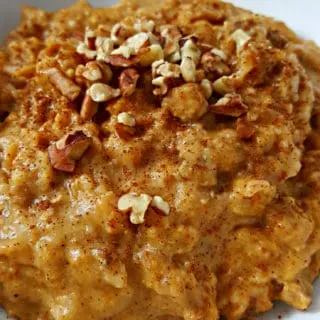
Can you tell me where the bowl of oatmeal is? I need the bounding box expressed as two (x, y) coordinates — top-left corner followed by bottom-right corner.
(0, 1), (319, 320)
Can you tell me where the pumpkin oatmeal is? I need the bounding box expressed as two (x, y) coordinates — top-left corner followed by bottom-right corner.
(0, 0), (320, 319)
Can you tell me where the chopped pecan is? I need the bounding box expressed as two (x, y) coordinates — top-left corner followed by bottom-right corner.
(152, 76), (181, 96)
(108, 54), (139, 67)
(117, 112), (136, 127)
(152, 60), (180, 78)
(211, 48), (227, 61)
(76, 42), (97, 60)
(152, 76), (169, 96)
(96, 61), (113, 83)
(87, 83), (120, 102)
(180, 57), (196, 82)
(231, 29), (251, 53)
(96, 37), (114, 62)
(82, 61), (103, 82)
(196, 69), (206, 82)
(197, 42), (213, 52)
(110, 23), (131, 45)
(181, 39), (201, 66)
(151, 60), (181, 95)
(200, 52), (230, 77)
(236, 117), (256, 139)
(48, 131), (91, 172)
(112, 32), (149, 58)
(117, 192), (152, 225)
(75, 64), (86, 86)
(85, 28), (96, 50)
(210, 93), (248, 117)
(160, 25), (182, 61)
(200, 79), (213, 99)
(80, 94), (99, 121)
(119, 68), (140, 96)
(138, 44), (164, 66)
(151, 196), (170, 216)
(160, 25), (182, 42)
(41, 67), (81, 101)
(178, 34), (198, 47)
(115, 123), (136, 141)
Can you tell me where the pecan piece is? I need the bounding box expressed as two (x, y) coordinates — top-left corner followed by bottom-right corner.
(82, 61), (103, 82)
(48, 131), (91, 172)
(231, 29), (251, 53)
(118, 193), (152, 225)
(210, 93), (248, 117)
(117, 112), (136, 127)
(200, 52), (230, 77)
(160, 25), (182, 61)
(80, 94), (99, 121)
(236, 117), (256, 139)
(87, 83), (120, 102)
(152, 76), (181, 96)
(41, 68), (81, 101)
(180, 57), (196, 82)
(108, 54), (139, 67)
(181, 39), (201, 65)
(152, 60), (180, 79)
(200, 79), (213, 99)
(115, 123), (136, 141)
(119, 68), (140, 96)
(151, 196), (170, 216)
(85, 28), (96, 50)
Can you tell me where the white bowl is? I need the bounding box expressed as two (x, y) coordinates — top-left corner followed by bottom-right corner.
(0, 1), (319, 320)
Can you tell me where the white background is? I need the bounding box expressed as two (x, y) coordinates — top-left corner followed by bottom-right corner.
(0, 1), (319, 319)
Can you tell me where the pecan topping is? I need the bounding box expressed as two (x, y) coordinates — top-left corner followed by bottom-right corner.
(119, 68), (140, 96)
(82, 61), (103, 82)
(111, 32), (149, 58)
(200, 79), (213, 99)
(181, 39), (201, 65)
(151, 196), (170, 216)
(236, 118), (256, 139)
(152, 60), (181, 79)
(115, 123), (136, 141)
(85, 28), (96, 50)
(117, 112), (136, 127)
(48, 131), (91, 172)
(200, 52), (230, 77)
(96, 37), (114, 62)
(108, 54), (139, 67)
(180, 57), (196, 82)
(160, 25), (182, 60)
(76, 42), (97, 60)
(110, 23), (131, 45)
(41, 67), (81, 101)
(80, 94), (99, 121)
(152, 76), (181, 96)
(210, 93), (248, 117)
(152, 60), (181, 95)
(87, 83), (120, 102)
(231, 29), (251, 53)
(118, 193), (152, 225)
(138, 44), (164, 66)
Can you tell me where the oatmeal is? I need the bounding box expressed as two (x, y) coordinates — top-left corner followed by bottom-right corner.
(0, 0), (319, 319)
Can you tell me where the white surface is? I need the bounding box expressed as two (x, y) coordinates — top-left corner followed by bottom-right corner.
(0, 0), (319, 319)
